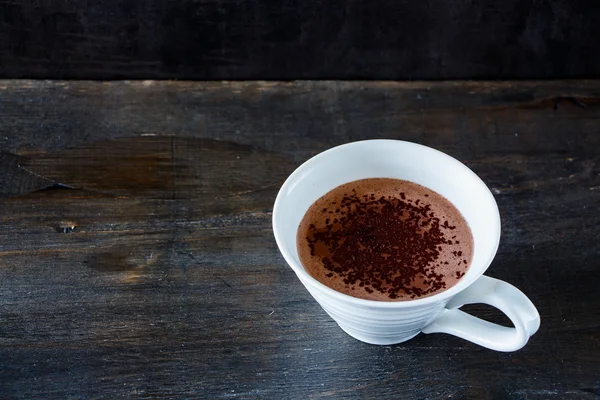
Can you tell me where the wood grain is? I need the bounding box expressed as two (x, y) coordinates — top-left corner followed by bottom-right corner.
(1, 80), (599, 399)
(1, 0), (600, 80)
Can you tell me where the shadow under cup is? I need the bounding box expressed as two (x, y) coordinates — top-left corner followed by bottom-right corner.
(273, 140), (502, 345)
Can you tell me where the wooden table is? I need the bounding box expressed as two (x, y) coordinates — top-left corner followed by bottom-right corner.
(1, 80), (599, 399)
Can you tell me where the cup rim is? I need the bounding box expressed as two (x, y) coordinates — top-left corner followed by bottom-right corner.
(272, 139), (501, 308)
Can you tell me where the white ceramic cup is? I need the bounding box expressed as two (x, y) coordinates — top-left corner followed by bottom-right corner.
(273, 140), (540, 351)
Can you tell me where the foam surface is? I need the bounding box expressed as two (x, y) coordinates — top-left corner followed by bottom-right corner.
(297, 178), (474, 301)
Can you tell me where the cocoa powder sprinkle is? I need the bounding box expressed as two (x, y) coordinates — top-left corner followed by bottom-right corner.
(305, 191), (454, 298)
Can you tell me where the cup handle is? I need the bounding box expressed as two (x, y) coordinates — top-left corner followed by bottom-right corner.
(422, 275), (540, 352)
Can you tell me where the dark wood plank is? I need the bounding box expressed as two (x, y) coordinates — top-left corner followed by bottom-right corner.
(1, 1), (600, 80)
(1, 80), (599, 399)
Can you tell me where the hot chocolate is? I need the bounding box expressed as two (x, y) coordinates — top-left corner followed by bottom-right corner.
(297, 178), (473, 301)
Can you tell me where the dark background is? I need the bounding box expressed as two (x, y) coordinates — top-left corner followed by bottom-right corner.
(1, 0), (599, 80)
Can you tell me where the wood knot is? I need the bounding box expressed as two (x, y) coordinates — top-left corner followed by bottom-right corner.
(57, 221), (76, 233)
